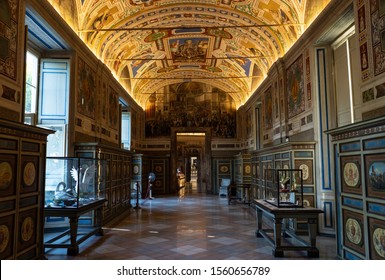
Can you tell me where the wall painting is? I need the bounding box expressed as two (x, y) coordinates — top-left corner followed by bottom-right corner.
(286, 54), (305, 119)
(263, 87), (273, 129)
(0, 0), (18, 81)
(77, 58), (96, 118)
(365, 154), (385, 199)
(371, 0), (385, 76)
(145, 82), (236, 138)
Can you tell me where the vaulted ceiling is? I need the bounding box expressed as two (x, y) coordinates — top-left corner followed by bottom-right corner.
(47, 0), (331, 109)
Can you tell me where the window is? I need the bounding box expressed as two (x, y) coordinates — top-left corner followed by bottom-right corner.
(24, 52), (70, 156)
(121, 110), (131, 150)
(332, 26), (359, 126)
(38, 59), (70, 156)
(255, 106), (261, 150)
(24, 51), (39, 125)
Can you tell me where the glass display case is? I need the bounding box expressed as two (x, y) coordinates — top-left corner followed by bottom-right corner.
(264, 169), (304, 207)
(45, 157), (106, 208)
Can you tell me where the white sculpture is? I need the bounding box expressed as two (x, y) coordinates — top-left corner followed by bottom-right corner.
(70, 164), (96, 194)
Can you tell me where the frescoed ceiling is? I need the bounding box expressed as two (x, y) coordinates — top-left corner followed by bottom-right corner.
(47, 0), (331, 109)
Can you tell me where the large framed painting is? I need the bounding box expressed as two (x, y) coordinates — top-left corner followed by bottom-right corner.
(108, 86), (119, 130)
(369, 217), (385, 259)
(343, 209), (365, 255)
(263, 87), (273, 129)
(286, 54), (305, 119)
(365, 154), (385, 199)
(340, 156), (362, 195)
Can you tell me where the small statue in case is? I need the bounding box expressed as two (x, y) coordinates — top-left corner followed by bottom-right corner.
(264, 168), (304, 207)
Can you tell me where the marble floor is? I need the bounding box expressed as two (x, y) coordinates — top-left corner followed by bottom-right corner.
(44, 191), (338, 260)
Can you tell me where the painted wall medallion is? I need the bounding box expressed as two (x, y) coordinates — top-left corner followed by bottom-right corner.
(295, 159), (313, 184)
(133, 165), (139, 174)
(244, 164), (251, 174)
(23, 162), (36, 186)
(220, 165), (229, 173)
(0, 162), (12, 190)
(373, 227), (385, 258)
(155, 165), (163, 173)
(303, 195), (314, 207)
(0, 225), (10, 253)
(369, 217), (385, 259)
(21, 217), (34, 242)
(343, 162), (360, 187)
(346, 218), (362, 245)
(340, 156), (361, 194)
(299, 163), (309, 180)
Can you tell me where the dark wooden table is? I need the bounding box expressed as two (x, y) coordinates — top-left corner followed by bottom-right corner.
(254, 199), (323, 257)
(44, 199), (106, 255)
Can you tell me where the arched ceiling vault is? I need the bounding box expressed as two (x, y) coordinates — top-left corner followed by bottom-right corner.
(48, 0), (331, 109)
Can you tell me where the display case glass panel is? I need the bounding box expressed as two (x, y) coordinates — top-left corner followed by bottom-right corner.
(264, 169), (304, 207)
(45, 157), (106, 208)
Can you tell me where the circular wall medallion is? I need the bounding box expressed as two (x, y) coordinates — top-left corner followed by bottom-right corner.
(0, 225), (10, 253)
(373, 227), (385, 258)
(346, 218), (362, 245)
(23, 162), (36, 186)
(155, 165), (162, 173)
(299, 164), (309, 180)
(133, 165), (139, 174)
(343, 162), (359, 187)
(244, 165), (251, 174)
(0, 162), (12, 190)
(220, 165), (229, 173)
(21, 217), (34, 242)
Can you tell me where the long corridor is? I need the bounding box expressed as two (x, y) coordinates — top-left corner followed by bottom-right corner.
(44, 193), (337, 260)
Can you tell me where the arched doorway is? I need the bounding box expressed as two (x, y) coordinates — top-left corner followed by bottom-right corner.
(171, 128), (212, 194)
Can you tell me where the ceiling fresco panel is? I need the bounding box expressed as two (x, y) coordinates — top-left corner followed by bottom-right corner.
(47, 0), (331, 108)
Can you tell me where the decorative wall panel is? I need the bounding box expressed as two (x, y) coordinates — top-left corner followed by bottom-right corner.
(369, 217), (385, 259)
(370, 0), (385, 76)
(0, 119), (51, 259)
(329, 116), (385, 259)
(343, 209), (365, 255)
(0, 0), (19, 81)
